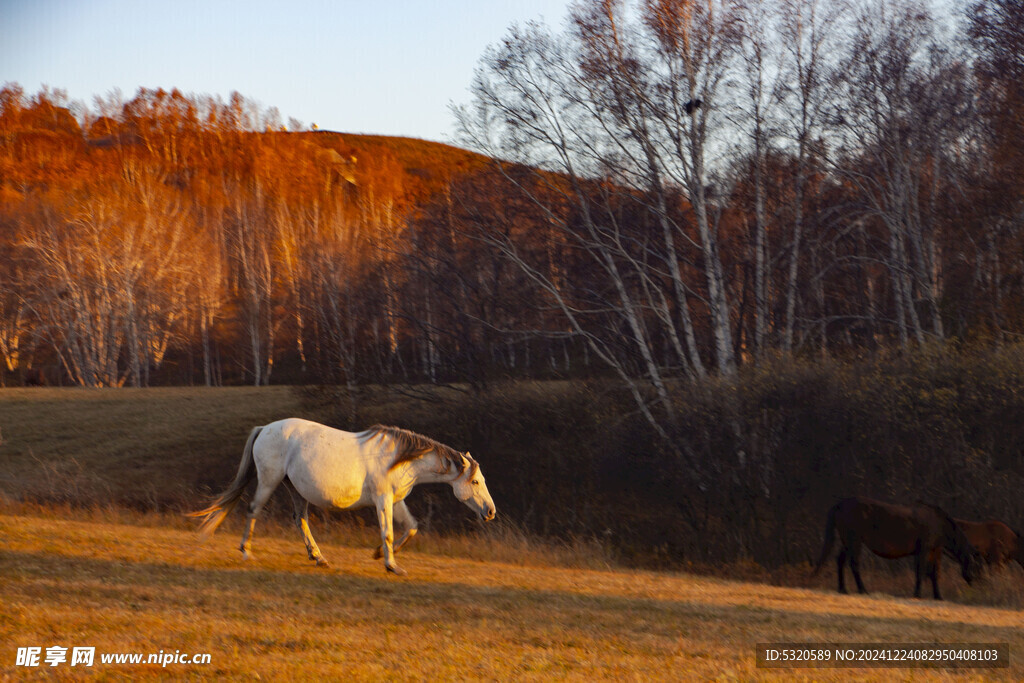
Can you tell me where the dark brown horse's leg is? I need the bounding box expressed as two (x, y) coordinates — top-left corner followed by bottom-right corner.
(848, 541), (868, 594)
(836, 548), (848, 593)
(913, 547), (924, 598)
(930, 552), (942, 600)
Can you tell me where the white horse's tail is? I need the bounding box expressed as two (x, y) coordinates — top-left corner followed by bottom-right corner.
(188, 426), (262, 537)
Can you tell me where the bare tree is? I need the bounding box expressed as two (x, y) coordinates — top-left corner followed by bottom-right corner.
(305, 190), (367, 394)
(642, 0), (742, 375)
(19, 162), (193, 387)
(777, 0), (847, 351)
(227, 181), (277, 386)
(967, 0), (1024, 342)
(0, 251), (34, 385)
(834, 0), (968, 345)
(572, 0), (708, 378)
(732, 0), (787, 356)
(455, 17), (681, 432)
(454, 0), (748, 461)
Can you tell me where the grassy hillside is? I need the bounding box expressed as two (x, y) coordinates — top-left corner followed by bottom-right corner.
(2, 511), (1022, 681)
(0, 386), (314, 509)
(311, 131), (490, 190)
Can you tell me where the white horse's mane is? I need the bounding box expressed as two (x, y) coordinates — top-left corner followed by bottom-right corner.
(361, 424), (475, 476)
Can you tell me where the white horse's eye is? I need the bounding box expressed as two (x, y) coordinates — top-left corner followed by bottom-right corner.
(472, 480), (480, 486)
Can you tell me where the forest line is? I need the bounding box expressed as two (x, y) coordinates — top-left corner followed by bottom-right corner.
(1, 0), (1022, 396)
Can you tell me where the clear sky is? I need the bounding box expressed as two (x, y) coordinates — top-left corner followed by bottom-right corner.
(0, 0), (573, 143)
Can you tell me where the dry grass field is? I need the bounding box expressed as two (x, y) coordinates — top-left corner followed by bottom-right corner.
(1, 506), (1023, 681)
(2, 386), (1024, 680)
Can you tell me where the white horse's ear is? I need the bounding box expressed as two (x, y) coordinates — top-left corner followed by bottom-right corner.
(462, 453), (480, 481)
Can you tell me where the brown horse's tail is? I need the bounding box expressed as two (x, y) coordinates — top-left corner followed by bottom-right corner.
(187, 426), (262, 537)
(813, 502), (839, 575)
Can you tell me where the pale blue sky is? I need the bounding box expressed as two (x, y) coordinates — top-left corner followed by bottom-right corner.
(0, 0), (572, 142)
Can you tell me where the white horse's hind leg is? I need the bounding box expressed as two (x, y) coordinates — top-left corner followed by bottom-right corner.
(375, 500), (418, 559)
(283, 479), (328, 566)
(239, 477), (281, 561)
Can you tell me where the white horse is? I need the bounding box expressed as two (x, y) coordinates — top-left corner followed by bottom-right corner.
(190, 418), (496, 575)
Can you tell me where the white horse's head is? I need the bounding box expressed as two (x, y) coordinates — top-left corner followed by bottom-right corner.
(450, 453), (496, 522)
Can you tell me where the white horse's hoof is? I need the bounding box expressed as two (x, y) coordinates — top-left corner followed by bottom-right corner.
(315, 557), (330, 567)
(241, 551), (255, 561)
(386, 565), (407, 577)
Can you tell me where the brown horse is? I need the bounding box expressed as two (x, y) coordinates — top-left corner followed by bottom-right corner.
(955, 519), (1024, 569)
(813, 497), (982, 600)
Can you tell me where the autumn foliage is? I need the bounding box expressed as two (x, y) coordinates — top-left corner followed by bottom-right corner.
(1, 1), (1024, 389)
(0, 86), (498, 387)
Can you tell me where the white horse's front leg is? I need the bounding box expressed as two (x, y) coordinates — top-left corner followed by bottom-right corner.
(374, 500), (418, 559)
(375, 494), (405, 576)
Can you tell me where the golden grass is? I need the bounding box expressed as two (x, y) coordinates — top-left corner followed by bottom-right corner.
(2, 508), (1022, 681)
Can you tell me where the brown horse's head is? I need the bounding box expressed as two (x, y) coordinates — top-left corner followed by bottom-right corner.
(949, 520), (983, 584)
(963, 549), (983, 584)
(1011, 528), (1024, 568)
